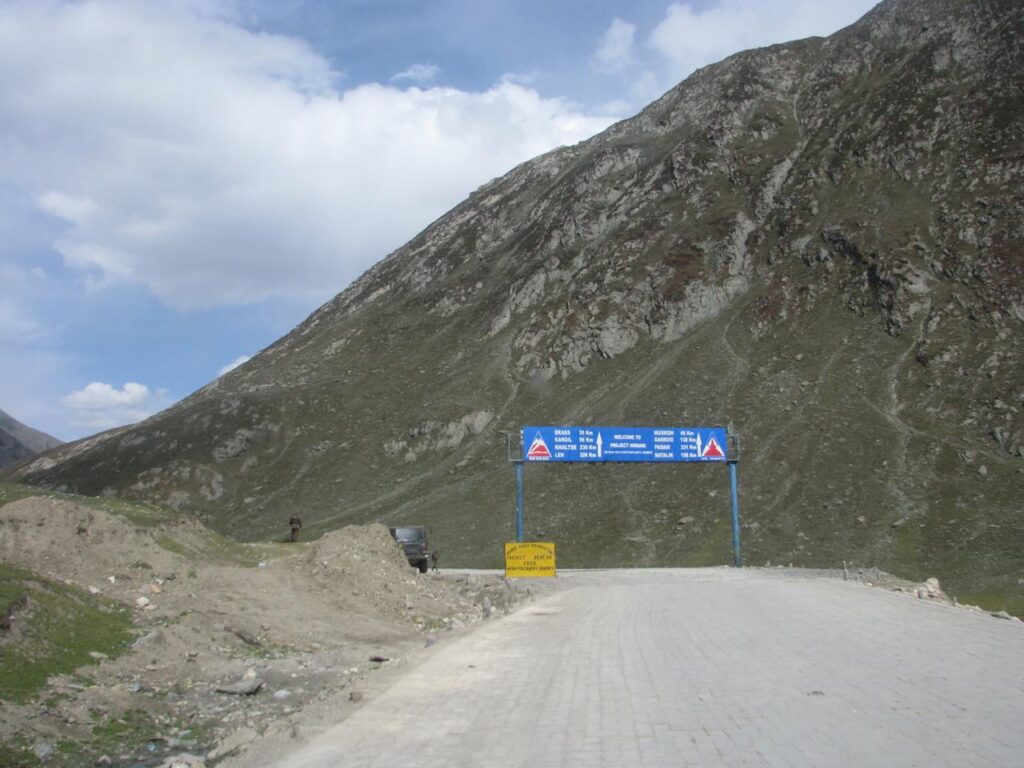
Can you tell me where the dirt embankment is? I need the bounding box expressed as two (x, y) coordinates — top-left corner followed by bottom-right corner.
(0, 497), (525, 767)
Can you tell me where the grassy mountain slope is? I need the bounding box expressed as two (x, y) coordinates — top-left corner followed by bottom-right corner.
(6, 0), (1022, 611)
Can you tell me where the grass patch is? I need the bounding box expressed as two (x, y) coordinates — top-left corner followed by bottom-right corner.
(89, 708), (212, 762)
(80, 495), (174, 527)
(956, 590), (1024, 618)
(0, 564), (133, 703)
(2, 481), (263, 568)
(0, 481), (39, 507)
(154, 533), (190, 557)
(0, 480), (175, 527)
(89, 708), (160, 749)
(0, 743), (41, 768)
(155, 527), (284, 566)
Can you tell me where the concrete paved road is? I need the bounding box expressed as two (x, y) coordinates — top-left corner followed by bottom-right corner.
(271, 568), (1024, 768)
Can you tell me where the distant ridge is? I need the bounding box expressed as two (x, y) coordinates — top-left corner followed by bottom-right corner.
(0, 409), (62, 470)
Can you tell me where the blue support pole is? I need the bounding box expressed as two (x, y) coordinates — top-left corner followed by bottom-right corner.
(728, 460), (741, 567)
(514, 460), (525, 543)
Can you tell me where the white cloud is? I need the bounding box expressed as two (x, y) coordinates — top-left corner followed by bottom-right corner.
(391, 63), (440, 84)
(649, 0), (878, 83)
(0, 1), (613, 310)
(592, 0), (878, 108)
(592, 19), (637, 74)
(60, 381), (172, 431)
(63, 382), (151, 410)
(38, 191), (99, 225)
(217, 355), (251, 376)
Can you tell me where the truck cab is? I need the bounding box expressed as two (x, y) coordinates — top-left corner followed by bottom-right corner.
(389, 526), (434, 573)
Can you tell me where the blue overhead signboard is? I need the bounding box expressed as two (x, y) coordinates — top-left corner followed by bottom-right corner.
(521, 426), (728, 463)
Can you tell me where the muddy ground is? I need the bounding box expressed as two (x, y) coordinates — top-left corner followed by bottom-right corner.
(0, 496), (533, 767)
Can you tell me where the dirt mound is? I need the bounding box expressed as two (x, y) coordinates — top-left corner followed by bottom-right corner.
(304, 524), (525, 627)
(0, 497), (529, 768)
(308, 523), (414, 580)
(307, 524), (417, 620)
(0, 497), (185, 598)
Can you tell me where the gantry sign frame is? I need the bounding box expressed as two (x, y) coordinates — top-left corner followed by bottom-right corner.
(514, 425), (743, 567)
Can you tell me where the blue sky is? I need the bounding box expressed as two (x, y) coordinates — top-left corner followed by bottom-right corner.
(0, 0), (876, 440)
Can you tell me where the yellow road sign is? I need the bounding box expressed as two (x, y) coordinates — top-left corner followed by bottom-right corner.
(505, 542), (556, 578)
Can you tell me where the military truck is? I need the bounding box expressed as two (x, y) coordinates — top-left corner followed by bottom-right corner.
(388, 526), (435, 573)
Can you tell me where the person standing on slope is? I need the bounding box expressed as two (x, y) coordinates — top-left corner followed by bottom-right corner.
(289, 512), (302, 542)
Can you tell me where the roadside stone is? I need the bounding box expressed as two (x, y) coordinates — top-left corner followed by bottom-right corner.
(215, 678), (264, 696)
(33, 741), (54, 760)
(207, 727), (257, 761)
(229, 626), (261, 646)
(156, 753), (205, 768)
(133, 630), (165, 648)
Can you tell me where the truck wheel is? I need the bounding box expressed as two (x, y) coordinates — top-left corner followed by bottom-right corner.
(418, 560), (429, 573)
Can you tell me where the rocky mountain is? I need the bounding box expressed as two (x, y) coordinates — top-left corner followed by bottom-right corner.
(6, 0), (1023, 610)
(0, 409), (62, 470)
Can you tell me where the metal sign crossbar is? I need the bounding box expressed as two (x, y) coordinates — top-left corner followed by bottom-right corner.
(514, 425), (742, 567)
